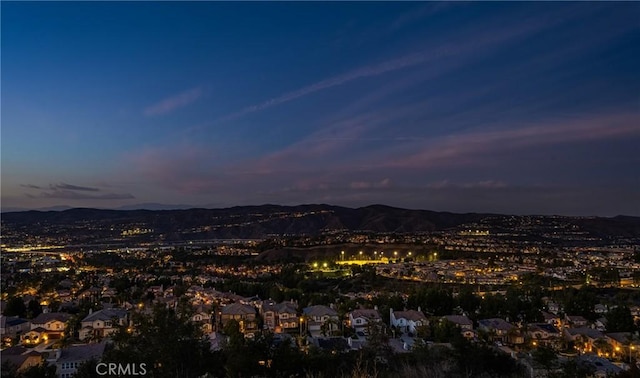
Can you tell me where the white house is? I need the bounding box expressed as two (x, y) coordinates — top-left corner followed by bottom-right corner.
(348, 308), (382, 334)
(79, 308), (127, 341)
(192, 305), (213, 334)
(54, 342), (106, 378)
(31, 313), (70, 333)
(389, 308), (427, 335)
(0, 316), (31, 339)
(22, 313), (70, 344)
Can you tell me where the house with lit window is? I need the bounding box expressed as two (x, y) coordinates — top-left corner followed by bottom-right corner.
(21, 327), (49, 346)
(218, 303), (257, 335)
(0, 316), (31, 339)
(563, 327), (604, 353)
(31, 313), (70, 334)
(262, 301), (299, 333)
(0, 346), (43, 373)
(441, 315), (475, 339)
(303, 305), (340, 336)
(478, 318), (523, 344)
(527, 323), (562, 348)
(79, 308), (128, 341)
(605, 332), (640, 358)
(54, 342), (106, 378)
(348, 308), (382, 334)
(389, 308), (427, 335)
(191, 305), (213, 333)
(21, 313), (70, 345)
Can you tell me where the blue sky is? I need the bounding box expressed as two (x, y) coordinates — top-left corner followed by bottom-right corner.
(2, 2), (639, 215)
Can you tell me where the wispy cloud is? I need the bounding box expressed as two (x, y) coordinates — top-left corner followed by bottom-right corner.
(383, 112), (640, 170)
(426, 180), (507, 189)
(218, 53), (438, 121)
(20, 184), (43, 189)
(124, 144), (220, 194)
(218, 10), (571, 123)
(51, 183), (99, 192)
(387, 3), (454, 32)
(21, 182), (133, 200)
(35, 190), (134, 200)
(143, 87), (202, 117)
(350, 178), (392, 190)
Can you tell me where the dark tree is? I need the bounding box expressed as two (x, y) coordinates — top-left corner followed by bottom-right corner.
(456, 289), (481, 315)
(554, 359), (595, 378)
(606, 306), (636, 333)
(27, 300), (42, 318)
(104, 304), (216, 378)
(17, 362), (57, 378)
(532, 345), (558, 373)
(3, 297), (26, 318)
(562, 287), (597, 320)
(71, 358), (99, 378)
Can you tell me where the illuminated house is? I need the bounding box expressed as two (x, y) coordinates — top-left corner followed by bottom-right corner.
(79, 308), (128, 341)
(191, 305), (213, 334)
(478, 318), (523, 344)
(527, 323), (562, 348)
(21, 313), (70, 345)
(563, 327), (604, 353)
(218, 303), (257, 334)
(303, 305), (339, 336)
(261, 301), (298, 334)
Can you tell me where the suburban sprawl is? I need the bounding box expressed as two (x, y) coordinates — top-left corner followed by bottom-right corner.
(1, 205), (640, 378)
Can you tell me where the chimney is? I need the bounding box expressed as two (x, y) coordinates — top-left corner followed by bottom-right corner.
(89, 309), (93, 315)
(374, 305), (378, 311)
(418, 306), (421, 313)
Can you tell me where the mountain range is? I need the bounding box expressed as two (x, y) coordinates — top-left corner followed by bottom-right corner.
(2, 204), (639, 244)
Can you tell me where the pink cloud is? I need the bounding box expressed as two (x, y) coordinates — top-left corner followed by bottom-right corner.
(143, 87), (202, 117)
(385, 112), (640, 170)
(124, 144), (219, 194)
(427, 180), (507, 189)
(248, 114), (373, 172)
(350, 178), (392, 190)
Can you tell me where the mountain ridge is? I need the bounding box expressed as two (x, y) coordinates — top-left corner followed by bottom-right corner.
(2, 204), (639, 246)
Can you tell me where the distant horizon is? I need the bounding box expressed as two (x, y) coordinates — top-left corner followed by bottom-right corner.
(1, 202), (637, 218)
(2, 3), (639, 216)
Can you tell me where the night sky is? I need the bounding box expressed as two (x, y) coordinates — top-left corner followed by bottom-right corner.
(2, 2), (639, 216)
